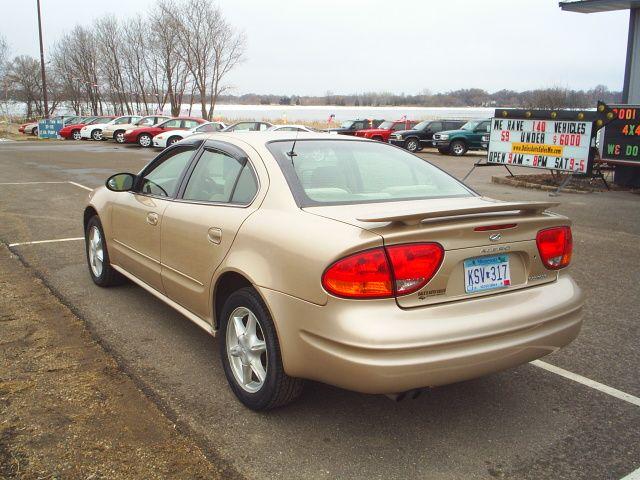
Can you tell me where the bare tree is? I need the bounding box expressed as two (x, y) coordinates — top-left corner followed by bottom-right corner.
(175, 0), (245, 119)
(95, 16), (132, 115)
(6, 55), (59, 118)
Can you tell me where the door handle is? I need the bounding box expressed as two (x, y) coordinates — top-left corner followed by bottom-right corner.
(146, 212), (159, 226)
(207, 227), (222, 244)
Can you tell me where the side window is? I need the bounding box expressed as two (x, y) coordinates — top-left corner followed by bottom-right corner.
(183, 149), (245, 203)
(139, 118), (154, 126)
(231, 123), (252, 131)
(444, 121), (459, 130)
(392, 123), (405, 131)
(197, 124), (217, 133)
(161, 119), (182, 129)
(153, 117), (167, 125)
(429, 122), (443, 132)
(114, 117), (130, 125)
(139, 148), (195, 197)
(258, 123), (270, 131)
(231, 164), (258, 203)
(477, 121), (490, 132)
(182, 120), (200, 129)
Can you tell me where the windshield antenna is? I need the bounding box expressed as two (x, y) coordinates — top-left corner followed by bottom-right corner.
(286, 129), (300, 167)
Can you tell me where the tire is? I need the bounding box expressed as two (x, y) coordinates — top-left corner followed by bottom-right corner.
(72, 129), (81, 141)
(91, 129), (103, 141)
(85, 216), (125, 287)
(138, 133), (152, 147)
(449, 140), (468, 156)
(220, 287), (304, 410)
(114, 130), (125, 144)
(31, 126), (38, 136)
(405, 138), (420, 152)
(166, 135), (181, 146)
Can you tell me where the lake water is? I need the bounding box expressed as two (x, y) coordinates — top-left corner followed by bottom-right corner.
(1, 102), (496, 122)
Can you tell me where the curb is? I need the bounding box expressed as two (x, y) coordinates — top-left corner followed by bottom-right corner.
(491, 176), (591, 194)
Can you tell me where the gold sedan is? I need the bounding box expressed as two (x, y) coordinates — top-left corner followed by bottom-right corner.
(84, 132), (583, 410)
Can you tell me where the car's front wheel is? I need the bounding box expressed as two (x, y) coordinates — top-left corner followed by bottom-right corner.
(138, 133), (152, 147)
(85, 216), (125, 287)
(167, 136), (181, 146)
(449, 140), (468, 156)
(405, 138), (419, 152)
(220, 287), (303, 410)
(114, 130), (125, 143)
(31, 126), (38, 136)
(91, 129), (103, 141)
(72, 129), (81, 141)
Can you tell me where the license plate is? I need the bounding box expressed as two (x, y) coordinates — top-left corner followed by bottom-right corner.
(464, 254), (511, 294)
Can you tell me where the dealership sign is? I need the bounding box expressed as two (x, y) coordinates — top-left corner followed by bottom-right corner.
(38, 118), (64, 139)
(600, 105), (640, 166)
(488, 118), (593, 174)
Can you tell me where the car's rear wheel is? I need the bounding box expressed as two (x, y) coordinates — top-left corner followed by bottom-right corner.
(167, 135), (181, 146)
(72, 129), (81, 141)
(31, 126), (38, 136)
(114, 130), (125, 143)
(220, 287), (303, 410)
(91, 129), (103, 141)
(138, 133), (152, 147)
(405, 138), (419, 152)
(85, 216), (125, 287)
(450, 140), (468, 156)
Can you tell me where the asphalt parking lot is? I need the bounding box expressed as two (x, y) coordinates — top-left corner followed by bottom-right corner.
(1, 141), (639, 480)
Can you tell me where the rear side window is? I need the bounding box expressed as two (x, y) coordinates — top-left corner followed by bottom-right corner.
(182, 149), (257, 204)
(268, 140), (472, 206)
(183, 120), (200, 129)
(429, 122), (443, 131)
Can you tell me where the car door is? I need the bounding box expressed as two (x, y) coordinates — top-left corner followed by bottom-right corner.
(160, 142), (262, 320)
(470, 120), (491, 147)
(424, 121), (442, 145)
(110, 145), (197, 292)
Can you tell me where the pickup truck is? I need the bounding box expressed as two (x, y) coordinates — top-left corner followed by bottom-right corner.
(432, 119), (492, 156)
(389, 119), (465, 152)
(354, 119), (417, 142)
(326, 119), (384, 135)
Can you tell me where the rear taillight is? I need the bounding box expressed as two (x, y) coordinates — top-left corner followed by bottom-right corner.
(322, 243), (443, 299)
(536, 226), (572, 270)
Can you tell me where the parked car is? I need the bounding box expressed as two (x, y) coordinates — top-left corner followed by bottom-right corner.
(123, 117), (206, 147)
(152, 121), (227, 148)
(432, 119), (492, 156)
(223, 121), (272, 132)
(389, 120), (466, 152)
(326, 119), (384, 135)
(354, 119), (417, 142)
(103, 115), (170, 144)
(84, 132), (583, 410)
(267, 124), (318, 133)
(80, 115), (142, 141)
(59, 117), (115, 140)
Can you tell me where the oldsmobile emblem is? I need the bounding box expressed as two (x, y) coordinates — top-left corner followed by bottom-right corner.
(489, 233), (502, 242)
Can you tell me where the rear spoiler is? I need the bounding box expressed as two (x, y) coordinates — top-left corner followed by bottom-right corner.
(356, 201), (559, 226)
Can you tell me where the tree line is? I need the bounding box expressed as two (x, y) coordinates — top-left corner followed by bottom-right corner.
(0, 0), (245, 120)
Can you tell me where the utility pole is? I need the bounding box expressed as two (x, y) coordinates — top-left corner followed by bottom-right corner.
(36, 0), (49, 118)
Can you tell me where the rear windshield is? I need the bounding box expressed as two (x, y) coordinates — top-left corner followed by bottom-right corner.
(268, 139), (473, 206)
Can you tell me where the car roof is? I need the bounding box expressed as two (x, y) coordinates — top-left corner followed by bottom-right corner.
(193, 131), (364, 146)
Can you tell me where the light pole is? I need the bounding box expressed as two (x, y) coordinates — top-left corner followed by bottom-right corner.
(36, 0), (49, 118)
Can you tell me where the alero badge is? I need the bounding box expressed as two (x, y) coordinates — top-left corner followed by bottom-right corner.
(489, 233), (502, 242)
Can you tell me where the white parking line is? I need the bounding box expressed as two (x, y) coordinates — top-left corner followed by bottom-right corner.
(0, 180), (93, 191)
(531, 360), (640, 408)
(8, 237), (84, 247)
(68, 181), (93, 191)
(622, 467), (640, 480)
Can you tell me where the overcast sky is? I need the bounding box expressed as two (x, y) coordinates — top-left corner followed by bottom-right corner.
(2, 0), (631, 96)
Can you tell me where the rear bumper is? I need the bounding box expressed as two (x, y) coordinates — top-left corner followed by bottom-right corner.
(259, 274), (584, 394)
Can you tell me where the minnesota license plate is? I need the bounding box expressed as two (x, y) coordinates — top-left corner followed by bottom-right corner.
(464, 254), (511, 294)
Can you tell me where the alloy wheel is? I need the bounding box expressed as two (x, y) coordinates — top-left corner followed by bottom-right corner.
(407, 139), (418, 152)
(88, 226), (104, 278)
(139, 135), (151, 147)
(115, 132), (125, 143)
(92, 129), (103, 141)
(226, 306), (268, 393)
(72, 130), (81, 140)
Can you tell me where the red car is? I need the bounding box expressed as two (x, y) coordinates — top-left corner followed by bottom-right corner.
(354, 119), (418, 142)
(123, 117), (206, 147)
(59, 116), (115, 140)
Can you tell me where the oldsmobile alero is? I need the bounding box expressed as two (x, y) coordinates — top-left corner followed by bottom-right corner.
(83, 132), (584, 410)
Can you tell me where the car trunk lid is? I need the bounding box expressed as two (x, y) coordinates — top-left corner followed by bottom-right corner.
(304, 197), (568, 307)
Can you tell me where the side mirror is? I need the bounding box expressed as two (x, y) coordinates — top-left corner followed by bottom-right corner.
(106, 173), (135, 192)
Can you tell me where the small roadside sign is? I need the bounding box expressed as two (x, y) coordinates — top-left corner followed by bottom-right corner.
(38, 118), (64, 139)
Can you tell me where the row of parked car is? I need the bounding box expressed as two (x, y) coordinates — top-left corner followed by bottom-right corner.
(19, 114), (490, 155)
(329, 118), (491, 156)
